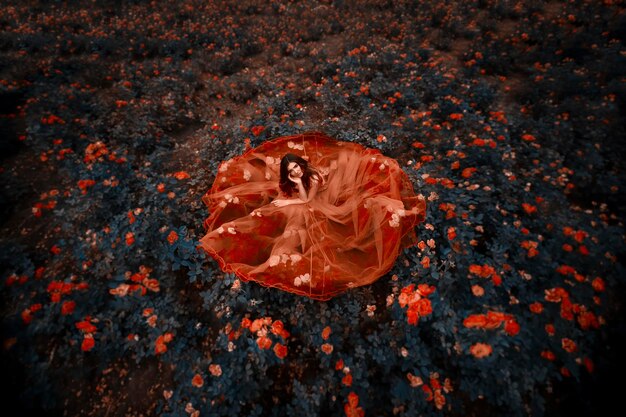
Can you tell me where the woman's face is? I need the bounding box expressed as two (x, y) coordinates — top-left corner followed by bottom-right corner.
(287, 162), (303, 178)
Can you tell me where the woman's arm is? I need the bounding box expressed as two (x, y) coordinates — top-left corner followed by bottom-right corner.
(302, 175), (319, 202)
(272, 175), (319, 207)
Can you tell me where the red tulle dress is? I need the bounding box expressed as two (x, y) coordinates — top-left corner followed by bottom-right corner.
(198, 131), (427, 301)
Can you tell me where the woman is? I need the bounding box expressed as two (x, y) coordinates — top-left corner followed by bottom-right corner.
(198, 131), (426, 301)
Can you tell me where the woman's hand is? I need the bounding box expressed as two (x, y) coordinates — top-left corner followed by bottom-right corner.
(288, 174), (302, 184)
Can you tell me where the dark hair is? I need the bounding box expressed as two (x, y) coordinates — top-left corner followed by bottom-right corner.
(279, 153), (321, 196)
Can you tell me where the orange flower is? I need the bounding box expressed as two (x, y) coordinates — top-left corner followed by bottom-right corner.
(209, 364), (222, 376)
(76, 318), (97, 334)
(545, 287), (569, 303)
(344, 392), (364, 417)
(167, 230), (179, 244)
(421, 256), (431, 268)
(156, 183), (166, 193)
(541, 350), (556, 361)
(322, 326), (332, 340)
(61, 300), (76, 315)
(504, 320), (520, 336)
(173, 171), (190, 180)
(471, 285), (484, 296)
(417, 284), (436, 296)
(342, 373), (353, 386)
(416, 298), (433, 316)
(335, 359), (344, 371)
(77, 179), (96, 194)
(449, 113), (464, 120)
(545, 324), (556, 335)
(561, 338), (577, 353)
(250, 319), (263, 333)
(461, 167), (476, 178)
(591, 277), (605, 292)
(463, 314), (488, 328)
(143, 278), (160, 292)
(125, 232), (135, 246)
(469, 343), (492, 358)
(271, 320), (285, 336)
(529, 302), (543, 314)
(241, 317), (252, 328)
(521, 133), (536, 142)
(273, 343), (288, 359)
(447, 227), (456, 240)
(250, 125), (265, 136)
(577, 311), (599, 330)
(574, 230), (588, 243)
(321, 343), (334, 355)
(192, 374), (204, 387)
(256, 336), (272, 350)
(81, 334), (95, 351)
(522, 203), (537, 214)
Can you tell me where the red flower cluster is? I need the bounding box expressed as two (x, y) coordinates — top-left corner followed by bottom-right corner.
(236, 316), (290, 359)
(21, 303), (42, 324)
(75, 316), (97, 351)
(421, 374), (452, 410)
(77, 179), (96, 194)
(544, 287), (600, 330)
(344, 392), (365, 417)
(155, 332), (174, 354)
(468, 263), (502, 286)
(463, 311), (520, 336)
(109, 265), (159, 297)
(47, 279), (88, 303)
(397, 284), (436, 325)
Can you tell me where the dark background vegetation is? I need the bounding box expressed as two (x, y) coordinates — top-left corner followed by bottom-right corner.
(1, 1), (625, 416)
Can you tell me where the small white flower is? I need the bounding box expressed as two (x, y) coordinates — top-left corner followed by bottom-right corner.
(265, 156), (275, 165)
(265, 171), (271, 180)
(216, 226), (225, 234)
(232, 197), (239, 204)
(227, 227), (236, 234)
(281, 254), (289, 264)
(379, 163), (386, 170)
(243, 169), (251, 181)
(294, 272), (311, 286)
(218, 201), (227, 208)
(386, 294), (395, 306)
(219, 160), (232, 173)
(290, 254), (302, 263)
(269, 255), (280, 267)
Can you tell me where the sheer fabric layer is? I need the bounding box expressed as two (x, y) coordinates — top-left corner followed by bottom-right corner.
(199, 132), (427, 300)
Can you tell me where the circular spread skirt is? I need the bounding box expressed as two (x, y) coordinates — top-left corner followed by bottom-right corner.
(198, 131), (427, 300)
